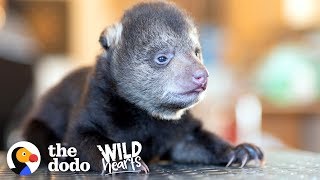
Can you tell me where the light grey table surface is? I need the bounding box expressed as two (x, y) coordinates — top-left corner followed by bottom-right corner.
(0, 150), (320, 179)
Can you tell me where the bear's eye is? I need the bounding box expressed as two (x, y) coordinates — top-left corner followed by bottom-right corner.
(155, 52), (174, 65)
(195, 48), (201, 58)
(157, 56), (168, 63)
(22, 152), (26, 156)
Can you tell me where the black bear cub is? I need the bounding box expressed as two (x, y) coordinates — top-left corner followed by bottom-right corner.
(23, 1), (264, 172)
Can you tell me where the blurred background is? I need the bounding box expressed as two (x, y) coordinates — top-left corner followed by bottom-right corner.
(1, 0), (320, 152)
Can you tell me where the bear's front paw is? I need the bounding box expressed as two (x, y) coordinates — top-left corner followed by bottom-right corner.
(226, 143), (264, 168)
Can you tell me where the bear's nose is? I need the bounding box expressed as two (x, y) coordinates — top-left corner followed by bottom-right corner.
(192, 69), (208, 86)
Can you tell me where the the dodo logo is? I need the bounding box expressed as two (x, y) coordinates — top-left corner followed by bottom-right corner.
(7, 141), (41, 176)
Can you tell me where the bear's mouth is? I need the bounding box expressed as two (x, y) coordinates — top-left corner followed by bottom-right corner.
(179, 84), (207, 96)
(167, 91), (204, 109)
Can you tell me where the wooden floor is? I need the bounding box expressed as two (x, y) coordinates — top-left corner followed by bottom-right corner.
(1, 150), (320, 179)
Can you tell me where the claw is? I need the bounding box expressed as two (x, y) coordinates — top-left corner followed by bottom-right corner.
(240, 154), (248, 168)
(257, 147), (264, 160)
(140, 160), (150, 174)
(226, 155), (235, 167)
(101, 168), (106, 175)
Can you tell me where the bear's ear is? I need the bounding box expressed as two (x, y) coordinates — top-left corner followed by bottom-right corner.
(99, 23), (123, 50)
